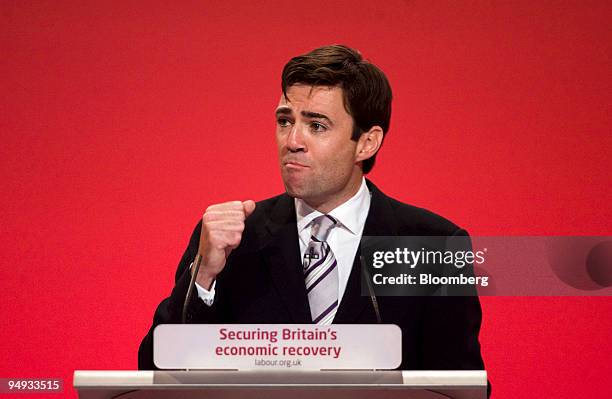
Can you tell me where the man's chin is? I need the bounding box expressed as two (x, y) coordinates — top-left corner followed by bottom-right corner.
(282, 181), (311, 200)
(284, 185), (304, 199)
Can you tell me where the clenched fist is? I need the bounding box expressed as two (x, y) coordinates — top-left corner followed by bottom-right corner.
(194, 200), (256, 289)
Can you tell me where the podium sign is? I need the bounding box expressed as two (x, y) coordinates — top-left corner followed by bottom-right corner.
(154, 324), (401, 370)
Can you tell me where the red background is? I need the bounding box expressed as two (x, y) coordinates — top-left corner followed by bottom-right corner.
(1, 1), (611, 397)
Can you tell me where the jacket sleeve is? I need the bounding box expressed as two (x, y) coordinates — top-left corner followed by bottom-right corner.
(419, 228), (490, 396)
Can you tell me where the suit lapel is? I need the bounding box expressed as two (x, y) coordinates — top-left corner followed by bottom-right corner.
(334, 180), (399, 323)
(261, 195), (312, 323)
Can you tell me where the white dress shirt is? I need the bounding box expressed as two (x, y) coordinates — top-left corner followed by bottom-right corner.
(196, 178), (371, 307)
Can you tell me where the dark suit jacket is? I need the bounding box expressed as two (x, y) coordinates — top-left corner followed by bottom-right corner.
(139, 180), (486, 375)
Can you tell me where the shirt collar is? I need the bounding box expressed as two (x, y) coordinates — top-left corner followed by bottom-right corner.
(295, 178), (370, 235)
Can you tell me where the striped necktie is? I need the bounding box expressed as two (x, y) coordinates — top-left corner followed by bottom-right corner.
(303, 215), (338, 325)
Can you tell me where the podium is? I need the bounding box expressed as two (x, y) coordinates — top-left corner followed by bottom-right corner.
(73, 370), (487, 399)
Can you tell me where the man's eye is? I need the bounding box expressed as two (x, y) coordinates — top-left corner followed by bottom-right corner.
(277, 118), (291, 128)
(310, 122), (327, 132)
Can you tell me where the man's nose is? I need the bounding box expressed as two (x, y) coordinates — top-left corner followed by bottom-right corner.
(286, 124), (306, 152)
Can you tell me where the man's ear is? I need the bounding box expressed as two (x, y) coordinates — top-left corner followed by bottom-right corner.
(355, 126), (384, 163)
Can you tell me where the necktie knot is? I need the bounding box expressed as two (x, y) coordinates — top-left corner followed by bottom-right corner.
(311, 215), (337, 242)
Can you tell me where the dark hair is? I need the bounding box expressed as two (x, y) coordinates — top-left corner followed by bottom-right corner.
(281, 45), (392, 174)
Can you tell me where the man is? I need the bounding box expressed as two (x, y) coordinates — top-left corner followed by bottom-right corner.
(139, 45), (486, 375)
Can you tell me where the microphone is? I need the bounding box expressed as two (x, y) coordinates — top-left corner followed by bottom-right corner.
(182, 254), (202, 324)
(360, 255), (382, 323)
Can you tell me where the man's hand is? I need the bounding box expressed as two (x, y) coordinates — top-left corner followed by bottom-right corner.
(194, 200), (256, 290)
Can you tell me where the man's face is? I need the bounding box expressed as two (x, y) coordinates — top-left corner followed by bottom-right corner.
(275, 84), (363, 212)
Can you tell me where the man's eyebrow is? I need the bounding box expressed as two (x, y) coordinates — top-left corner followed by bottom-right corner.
(301, 111), (333, 124)
(275, 107), (292, 116)
(274, 108), (334, 125)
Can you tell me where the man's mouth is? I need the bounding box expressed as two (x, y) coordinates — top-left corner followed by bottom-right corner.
(284, 161), (309, 169)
